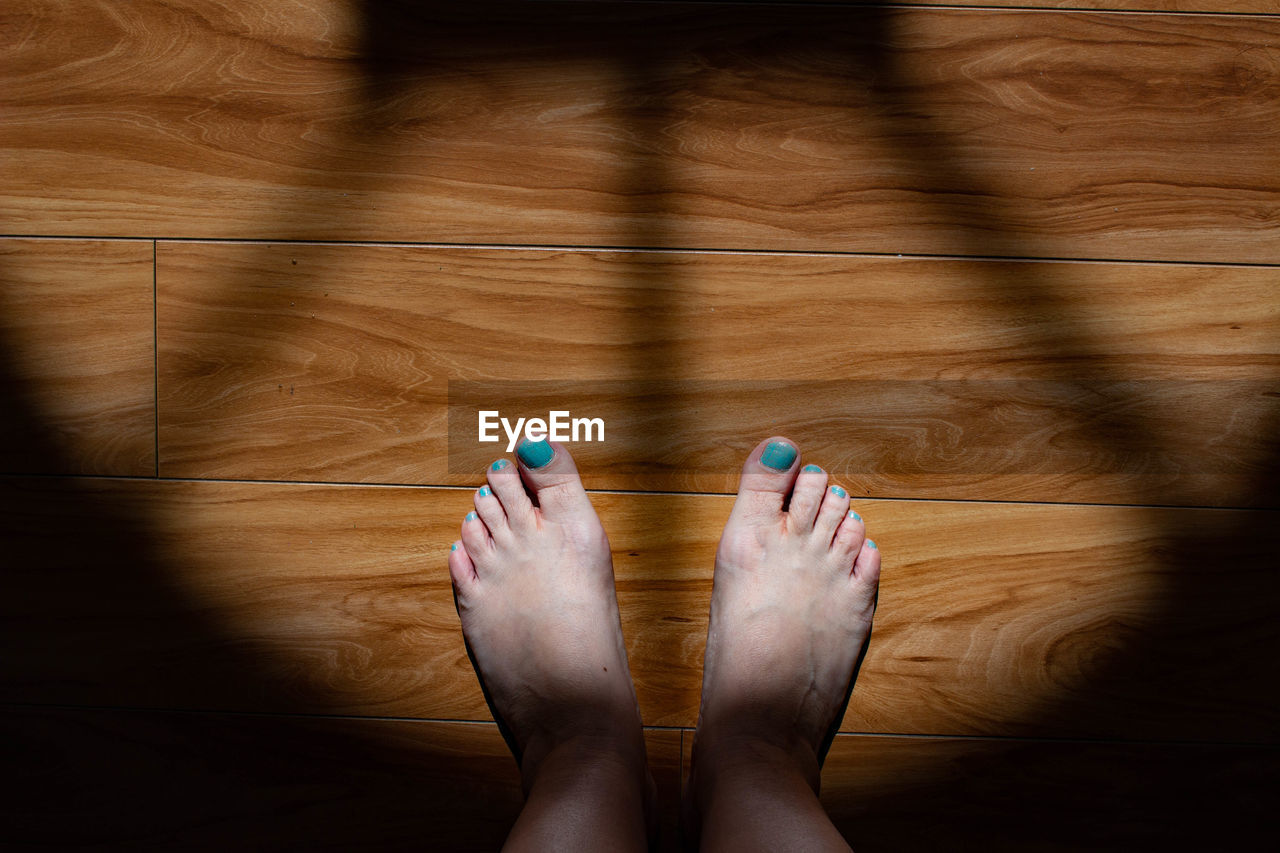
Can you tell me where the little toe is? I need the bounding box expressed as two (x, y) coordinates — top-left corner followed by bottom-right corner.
(730, 436), (801, 525)
(786, 464), (828, 531)
(814, 483), (852, 542)
(515, 439), (594, 522)
(447, 540), (478, 591)
(833, 508), (867, 560)
(854, 539), (882, 586)
(473, 483), (509, 538)
(486, 458), (535, 529)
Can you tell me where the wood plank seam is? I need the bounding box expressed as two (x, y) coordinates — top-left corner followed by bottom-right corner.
(11, 232), (1280, 270)
(9, 472), (1280, 514)
(58, 235), (1280, 269)
(4, 702), (1273, 751)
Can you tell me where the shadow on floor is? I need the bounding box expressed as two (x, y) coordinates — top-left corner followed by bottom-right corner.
(2, 1), (1277, 848)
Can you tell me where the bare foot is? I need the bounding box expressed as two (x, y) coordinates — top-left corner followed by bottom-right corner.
(447, 440), (654, 831)
(691, 437), (881, 800)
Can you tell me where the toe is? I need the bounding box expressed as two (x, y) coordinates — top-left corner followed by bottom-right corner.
(515, 439), (594, 522)
(730, 436), (801, 525)
(460, 509), (492, 558)
(854, 538), (881, 587)
(473, 483), (509, 539)
(448, 540), (478, 591)
(786, 464), (828, 531)
(487, 458), (535, 529)
(813, 483), (851, 542)
(833, 508), (867, 560)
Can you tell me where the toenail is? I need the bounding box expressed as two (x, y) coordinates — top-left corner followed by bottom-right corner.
(491, 459), (509, 471)
(517, 438), (555, 469)
(450, 543), (458, 551)
(802, 464), (822, 473)
(478, 486), (491, 498)
(760, 441), (797, 471)
(848, 510), (862, 521)
(830, 485), (847, 498)
(867, 539), (877, 549)
(465, 511), (478, 522)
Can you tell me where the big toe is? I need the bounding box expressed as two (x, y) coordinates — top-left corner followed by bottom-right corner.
(516, 439), (594, 521)
(730, 436), (801, 524)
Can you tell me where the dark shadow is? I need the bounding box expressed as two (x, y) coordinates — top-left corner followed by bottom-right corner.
(0, 705), (521, 850)
(788, 4), (1280, 846)
(2, 1), (1277, 849)
(602, 2), (1280, 845)
(3, 3), (697, 849)
(821, 2), (1280, 740)
(0, 3), (526, 848)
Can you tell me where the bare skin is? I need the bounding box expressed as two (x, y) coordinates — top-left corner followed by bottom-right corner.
(448, 437), (880, 851)
(687, 437), (881, 851)
(447, 440), (655, 851)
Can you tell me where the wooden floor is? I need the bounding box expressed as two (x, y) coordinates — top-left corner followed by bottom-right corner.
(2, 1), (1278, 849)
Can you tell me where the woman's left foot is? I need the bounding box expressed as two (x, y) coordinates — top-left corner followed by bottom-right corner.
(447, 440), (651, 807)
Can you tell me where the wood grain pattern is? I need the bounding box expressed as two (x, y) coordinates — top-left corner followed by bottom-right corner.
(3, 477), (1274, 742)
(680, 733), (1280, 851)
(157, 242), (1280, 506)
(0, 708), (683, 851)
(6, 1), (1276, 848)
(0, 238), (155, 476)
(4, 2), (1277, 262)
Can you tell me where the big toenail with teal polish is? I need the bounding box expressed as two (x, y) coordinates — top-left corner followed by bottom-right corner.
(867, 539), (878, 549)
(760, 442), (797, 471)
(491, 459), (509, 471)
(450, 543), (458, 551)
(465, 511), (478, 522)
(802, 464), (822, 473)
(830, 485), (847, 498)
(478, 486), (490, 498)
(517, 438), (554, 469)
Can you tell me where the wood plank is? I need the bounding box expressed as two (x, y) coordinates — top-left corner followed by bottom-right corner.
(2, 477), (1275, 742)
(157, 242), (1280, 506)
(681, 733), (1280, 851)
(4, 3), (1277, 262)
(0, 238), (154, 476)
(0, 708), (683, 851)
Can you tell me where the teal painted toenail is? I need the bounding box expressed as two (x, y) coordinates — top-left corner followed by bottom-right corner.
(830, 485), (847, 498)
(517, 438), (554, 469)
(848, 510), (862, 521)
(491, 459), (509, 471)
(760, 441), (797, 471)
(478, 486), (490, 498)
(450, 543), (458, 551)
(867, 539), (877, 550)
(803, 464), (822, 473)
(465, 511), (478, 522)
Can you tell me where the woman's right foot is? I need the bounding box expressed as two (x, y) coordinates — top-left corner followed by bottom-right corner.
(689, 437), (881, 799)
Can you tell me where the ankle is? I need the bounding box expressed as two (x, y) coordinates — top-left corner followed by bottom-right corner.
(689, 728), (822, 809)
(685, 730), (852, 853)
(509, 730), (655, 853)
(521, 720), (647, 795)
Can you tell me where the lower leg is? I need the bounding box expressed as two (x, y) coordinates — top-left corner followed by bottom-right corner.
(506, 732), (653, 853)
(690, 732), (848, 852)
